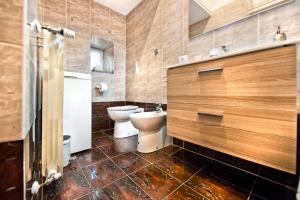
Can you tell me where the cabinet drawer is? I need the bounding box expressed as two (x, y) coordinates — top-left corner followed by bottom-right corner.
(167, 65), (200, 104)
(168, 102), (296, 138)
(197, 46), (296, 97)
(167, 102), (297, 173)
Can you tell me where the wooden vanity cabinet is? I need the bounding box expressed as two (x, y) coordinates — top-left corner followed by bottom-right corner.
(167, 45), (297, 174)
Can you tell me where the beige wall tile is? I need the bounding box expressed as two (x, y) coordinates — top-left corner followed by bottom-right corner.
(214, 15), (258, 50)
(43, 9), (66, 27)
(0, 42), (23, 141)
(185, 32), (214, 59)
(92, 1), (110, 31)
(44, 0), (66, 16)
(0, 0), (23, 45)
(258, 0), (300, 43)
(40, 0), (126, 102)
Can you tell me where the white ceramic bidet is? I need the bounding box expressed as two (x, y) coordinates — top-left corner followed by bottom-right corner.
(107, 105), (143, 138)
(130, 111), (170, 153)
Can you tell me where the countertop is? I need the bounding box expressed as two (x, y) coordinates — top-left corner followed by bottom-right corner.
(167, 38), (300, 69)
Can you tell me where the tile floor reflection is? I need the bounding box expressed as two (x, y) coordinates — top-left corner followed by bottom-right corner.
(44, 129), (296, 200)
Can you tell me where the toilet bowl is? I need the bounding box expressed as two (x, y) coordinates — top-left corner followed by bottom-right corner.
(130, 111), (171, 153)
(107, 106), (143, 138)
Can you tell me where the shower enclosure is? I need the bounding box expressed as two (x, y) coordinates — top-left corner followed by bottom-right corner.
(24, 20), (75, 199)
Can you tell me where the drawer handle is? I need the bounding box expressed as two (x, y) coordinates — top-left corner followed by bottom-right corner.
(198, 110), (223, 117)
(198, 66), (223, 73)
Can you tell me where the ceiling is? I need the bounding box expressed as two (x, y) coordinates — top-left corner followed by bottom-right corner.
(94, 0), (142, 15)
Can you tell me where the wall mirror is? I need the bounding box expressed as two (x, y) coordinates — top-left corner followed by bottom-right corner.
(90, 36), (114, 73)
(189, 0), (294, 38)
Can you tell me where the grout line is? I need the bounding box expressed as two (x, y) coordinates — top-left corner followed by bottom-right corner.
(97, 144), (154, 200)
(162, 166), (208, 200)
(133, 148), (208, 199)
(172, 143), (298, 192)
(247, 176), (258, 200)
(78, 160), (93, 196)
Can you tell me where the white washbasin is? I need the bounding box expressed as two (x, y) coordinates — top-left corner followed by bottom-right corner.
(130, 111), (167, 132)
(130, 111), (169, 153)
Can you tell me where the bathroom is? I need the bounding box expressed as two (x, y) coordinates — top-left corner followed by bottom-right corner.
(1, 0), (300, 199)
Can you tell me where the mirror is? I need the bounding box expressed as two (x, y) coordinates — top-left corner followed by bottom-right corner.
(189, 0), (294, 38)
(90, 36), (114, 73)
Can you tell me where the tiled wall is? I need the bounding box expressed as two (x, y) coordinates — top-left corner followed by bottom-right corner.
(92, 101), (167, 133)
(126, 0), (182, 104)
(39, 0), (126, 102)
(126, 0), (300, 104)
(0, 0), (23, 142)
(173, 137), (300, 198)
(0, 141), (24, 199)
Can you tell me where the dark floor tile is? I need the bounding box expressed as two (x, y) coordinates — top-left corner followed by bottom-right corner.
(92, 102), (109, 117)
(79, 177), (151, 200)
(0, 141), (23, 200)
(251, 177), (297, 200)
(214, 151), (260, 175)
(102, 129), (114, 136)
(154, 156), (199, 182)
(145, 103), (157, 112)
(0, 140), (23, 161)
(125, 101), (137, 106)
(92, 131), (107, 139)
(99, 137), (137, 158)
(160, 145), (182, 156)
(109, 101), (126, 107)
(162, 104), (167, 111)
(258, 166), (299, 190)
(76, 148), (107, 167)
(82, 159), (126, 189)
(44, 169), (90, 200)
(112, 152), (150, 174)
(129, 165), (181, 199)
(248, 193), (266, 200)
(173, 137), (184, 147)
(135, 102), (146, 109)
(186, 161), (255, 200)
(92, 116), (110, 132)
(184, 141), (216, 159)
(172, 149), (210, 169)
(166, 185), (206, 200)
(109, 118), (115, 129)
(64, 159), (80, 172)
(94, 136), (114, 147)
(135, 149), (170, 163)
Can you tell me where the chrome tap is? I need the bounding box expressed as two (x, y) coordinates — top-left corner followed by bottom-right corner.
(156, 104), (163, 113)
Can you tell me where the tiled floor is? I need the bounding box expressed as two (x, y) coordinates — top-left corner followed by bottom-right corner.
(44, 130), (297, 200)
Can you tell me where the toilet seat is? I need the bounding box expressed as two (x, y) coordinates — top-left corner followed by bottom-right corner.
(107, 105), (138, 111)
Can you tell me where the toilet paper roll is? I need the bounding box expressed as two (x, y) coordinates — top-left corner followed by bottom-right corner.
(100, 83), (108, 92)
(95, 83), (108, 92)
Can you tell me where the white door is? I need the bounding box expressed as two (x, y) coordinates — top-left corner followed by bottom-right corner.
(63, 72), (91, 153)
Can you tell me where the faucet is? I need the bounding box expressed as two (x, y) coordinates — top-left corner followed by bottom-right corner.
(156, 104), (163, 113)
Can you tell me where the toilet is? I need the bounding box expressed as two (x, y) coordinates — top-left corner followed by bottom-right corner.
(129, 111), (171, 153)
(107, 105), (143, 138)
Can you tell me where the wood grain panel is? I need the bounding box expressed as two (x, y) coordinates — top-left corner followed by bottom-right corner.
(167, 45), (297, 174)
(167, 65), (200, 104)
